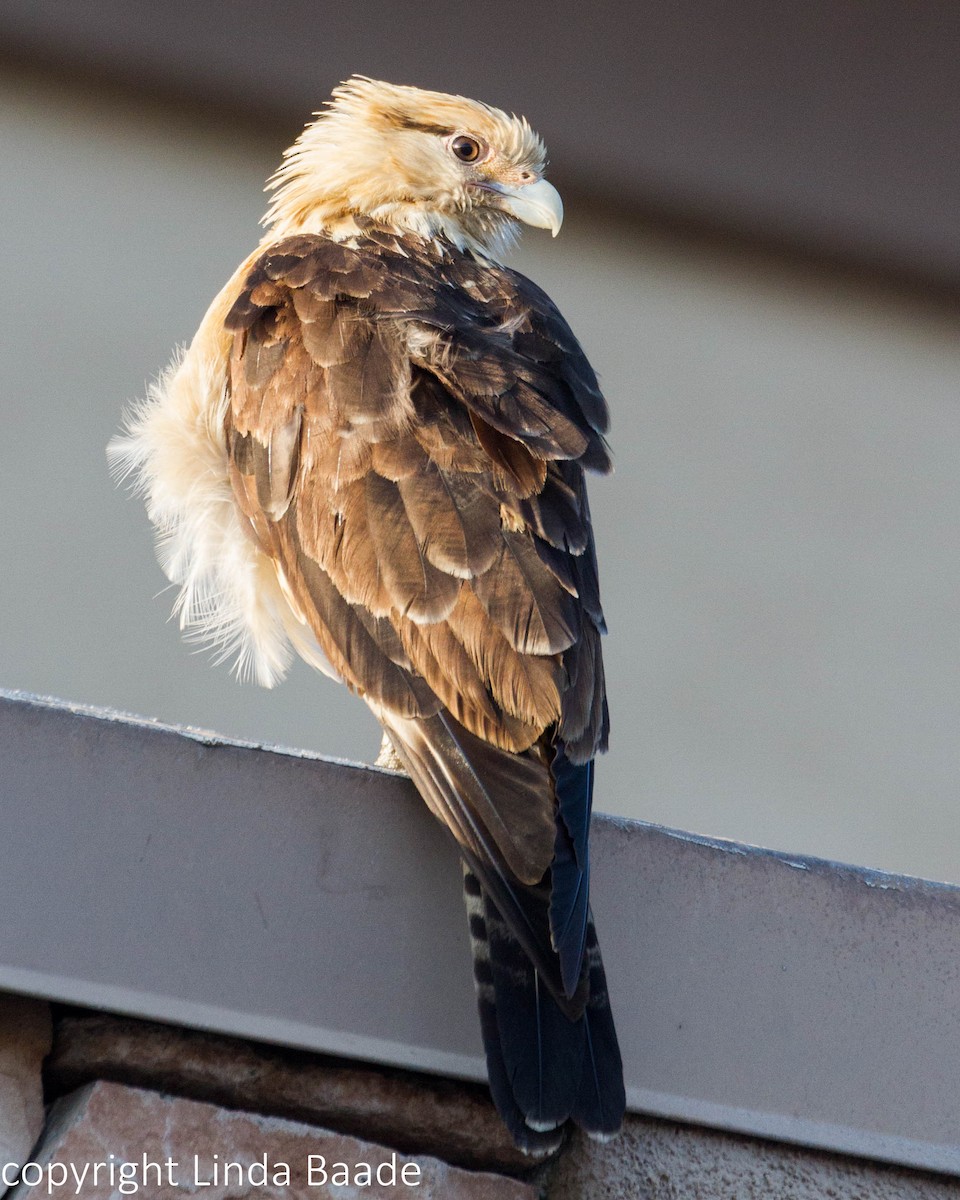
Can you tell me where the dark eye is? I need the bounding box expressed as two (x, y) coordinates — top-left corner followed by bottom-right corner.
(450, 134), (482, 163)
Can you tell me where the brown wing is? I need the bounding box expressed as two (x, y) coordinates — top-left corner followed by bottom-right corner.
(223, 229), (609, 1007)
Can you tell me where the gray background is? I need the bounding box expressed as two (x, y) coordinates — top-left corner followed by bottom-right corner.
(3, 8), (960, 883)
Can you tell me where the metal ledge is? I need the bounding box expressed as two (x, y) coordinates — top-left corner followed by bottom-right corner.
(2, 689), (959, 1175)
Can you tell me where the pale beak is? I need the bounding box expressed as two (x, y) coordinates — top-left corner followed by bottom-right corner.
(488, 178), (564, 236)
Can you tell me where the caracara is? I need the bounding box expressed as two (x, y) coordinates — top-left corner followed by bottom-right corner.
(111, 77), (625, 1152)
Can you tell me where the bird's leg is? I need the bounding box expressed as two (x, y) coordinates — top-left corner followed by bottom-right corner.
(375, 730), (408, 773)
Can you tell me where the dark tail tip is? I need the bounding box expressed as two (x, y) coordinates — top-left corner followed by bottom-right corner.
(463, 868), (625, 1151)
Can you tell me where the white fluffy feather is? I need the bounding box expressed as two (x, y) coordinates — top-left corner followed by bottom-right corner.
(108, 342), (322, 688)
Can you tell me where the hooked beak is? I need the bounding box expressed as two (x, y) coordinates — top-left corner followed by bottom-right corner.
(487, 177), (564, 237)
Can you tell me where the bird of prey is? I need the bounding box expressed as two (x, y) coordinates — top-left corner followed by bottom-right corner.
(111, 77), (624, 1153)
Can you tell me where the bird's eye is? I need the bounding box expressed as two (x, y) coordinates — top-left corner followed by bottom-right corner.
(450, 134), (483, 163)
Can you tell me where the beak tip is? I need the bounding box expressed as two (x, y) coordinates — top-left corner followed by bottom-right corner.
(491, 178), (564, 239)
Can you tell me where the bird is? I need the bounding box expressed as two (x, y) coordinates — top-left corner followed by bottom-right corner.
(109, 77), (625, 1154)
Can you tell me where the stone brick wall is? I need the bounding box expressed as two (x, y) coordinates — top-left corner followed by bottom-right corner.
(15, 1082), (533, 1199)
(21, 1008), (540, 1198)
(0, 995), (958, 1198)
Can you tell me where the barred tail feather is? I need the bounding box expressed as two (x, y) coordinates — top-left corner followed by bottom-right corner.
(463, 867), (624, 1154)
(573, 918), (626, 1136)
(463, 868), (564, 1156)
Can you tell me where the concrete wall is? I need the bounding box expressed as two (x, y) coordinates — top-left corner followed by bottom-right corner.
(549, 1119), (960, 1199)
(3, 66), (960, 881)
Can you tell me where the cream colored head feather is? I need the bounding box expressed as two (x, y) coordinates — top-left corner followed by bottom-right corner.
(263, 77), (562, 259)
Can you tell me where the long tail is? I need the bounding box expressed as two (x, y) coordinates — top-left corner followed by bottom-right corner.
(463, 866), (625, 1155)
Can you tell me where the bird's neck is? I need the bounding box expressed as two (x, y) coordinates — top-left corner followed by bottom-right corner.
(262, 203), (516, 263)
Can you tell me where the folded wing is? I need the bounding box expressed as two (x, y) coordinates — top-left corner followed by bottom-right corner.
(223, 226), (612, 1027)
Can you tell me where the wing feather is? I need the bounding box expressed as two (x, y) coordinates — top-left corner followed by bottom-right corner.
(280, 515), (438, 717)
(397, 462), (502, 577)
(472, 531), (580, 655)
(445, 588), (562, 731)
(364, 472), (460, 621)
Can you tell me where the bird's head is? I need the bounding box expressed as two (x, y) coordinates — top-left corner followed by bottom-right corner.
(262, 77), (563, 260)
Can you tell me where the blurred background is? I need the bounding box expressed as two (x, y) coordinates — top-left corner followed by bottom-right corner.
(3, 1), (960, 881)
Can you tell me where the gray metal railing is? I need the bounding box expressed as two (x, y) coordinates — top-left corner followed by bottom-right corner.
(2, 689), (959, 1175)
